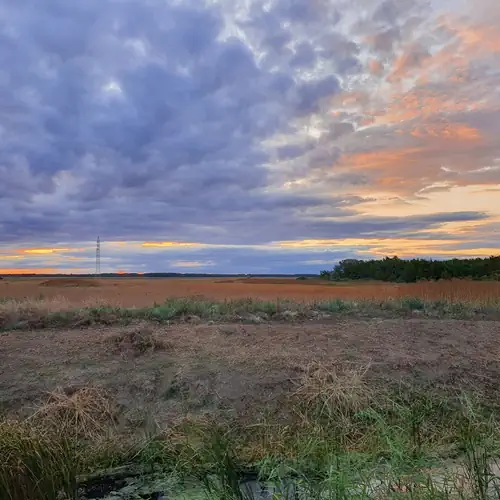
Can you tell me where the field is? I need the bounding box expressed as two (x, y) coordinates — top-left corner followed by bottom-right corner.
(1, 278), (500, 499)
(1, 276), (500, 306)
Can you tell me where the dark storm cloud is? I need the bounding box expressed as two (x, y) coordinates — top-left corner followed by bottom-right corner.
(0, 0), (361, 245)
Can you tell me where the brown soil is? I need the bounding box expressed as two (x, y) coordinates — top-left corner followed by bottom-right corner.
(1, 319), (499, 429)
(0, 277), (499, 307)
(39, 278), (101, 288)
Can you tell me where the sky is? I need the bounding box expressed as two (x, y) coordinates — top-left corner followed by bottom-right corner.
(1, 0), (499, 275)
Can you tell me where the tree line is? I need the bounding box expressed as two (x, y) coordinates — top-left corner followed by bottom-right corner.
(320, 256), (500, 283)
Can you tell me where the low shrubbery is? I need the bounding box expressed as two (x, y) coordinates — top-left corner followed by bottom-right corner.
(1, 295), (500, 330)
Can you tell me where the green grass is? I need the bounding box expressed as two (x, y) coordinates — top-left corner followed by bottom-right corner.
(0, 420), (80, 500)
(1, 296), (500, 331)
(2, 365), (500, 499)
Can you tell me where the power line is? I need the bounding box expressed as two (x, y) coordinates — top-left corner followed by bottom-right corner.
(95, 236), (101, 277)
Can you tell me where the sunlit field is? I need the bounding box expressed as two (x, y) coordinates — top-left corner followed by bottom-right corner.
(0, 277), (499, 308)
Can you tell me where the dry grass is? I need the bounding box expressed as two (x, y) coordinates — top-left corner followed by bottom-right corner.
(392, 280), (500, 305)
(293, 362), (372, 419)
(1, 277), (500, 308)
(0, 296), (72, 328)
(0, 388), (122, 500)
(106, 325), (169, 357)
(27, 387), (117, 440)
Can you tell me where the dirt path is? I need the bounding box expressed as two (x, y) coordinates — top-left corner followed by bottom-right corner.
(1, 319), (499, 429)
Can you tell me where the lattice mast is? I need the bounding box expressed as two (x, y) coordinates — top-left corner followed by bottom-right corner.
(95, 236), (101, 277)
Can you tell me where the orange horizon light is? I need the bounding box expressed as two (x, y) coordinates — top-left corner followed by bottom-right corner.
(0, 268), (84, 275)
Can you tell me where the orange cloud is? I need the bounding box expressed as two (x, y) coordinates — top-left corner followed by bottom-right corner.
(446, 18), (500, 55)
(17, 248), (73, 255)
(275, 237), (461, 249)
(387, 41), (468, 87)
(368, 59), (383, 75)
(409, 123), (481, 141)
(387, 44), (430, 83)
(359, 247), (500, 258)
(341, 148), (422, 170)
(275, 237), (497, 259)
(335, 148), (429, 194)
(372, 88), (477, 126)
(336, 125), (493, 195)
(383, 13), (500, 90)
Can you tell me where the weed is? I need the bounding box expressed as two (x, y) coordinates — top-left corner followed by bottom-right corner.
(401, 297), (426, 311)
(317, 298), (353, 313)
(0, 420), (79, 500)
(196, 429), (253, 500)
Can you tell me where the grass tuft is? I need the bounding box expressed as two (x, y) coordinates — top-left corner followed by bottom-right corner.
(107, 325), (169, 357)
(0, 420), (80, 500)
(28, 387), (117, 441)
(293, 362), (372, 423)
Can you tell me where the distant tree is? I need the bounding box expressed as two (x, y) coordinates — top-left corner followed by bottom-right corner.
(320, 255), (500, 282)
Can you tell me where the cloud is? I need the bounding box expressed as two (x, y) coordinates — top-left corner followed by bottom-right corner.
(0, 0), (499, 273)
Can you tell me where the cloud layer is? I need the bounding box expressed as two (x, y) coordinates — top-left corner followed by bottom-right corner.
(1, 0), (499, 273)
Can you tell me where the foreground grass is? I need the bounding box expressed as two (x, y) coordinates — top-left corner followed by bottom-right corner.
(2, 365), (500, 499)
(1, 295), (500, 330)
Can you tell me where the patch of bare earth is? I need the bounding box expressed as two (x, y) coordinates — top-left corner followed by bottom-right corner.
(0, 319), (499, 433)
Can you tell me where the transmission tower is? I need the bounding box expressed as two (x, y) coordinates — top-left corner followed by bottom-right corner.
(95, 236), (101, 277)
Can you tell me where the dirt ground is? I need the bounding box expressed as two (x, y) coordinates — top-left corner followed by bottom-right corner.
(1, 318), (499, 430)
(1, 277), (499, 307)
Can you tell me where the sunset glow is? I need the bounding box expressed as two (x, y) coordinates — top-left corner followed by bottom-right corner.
(18, 248), (73, 255)
(0, 268), (85, 275)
